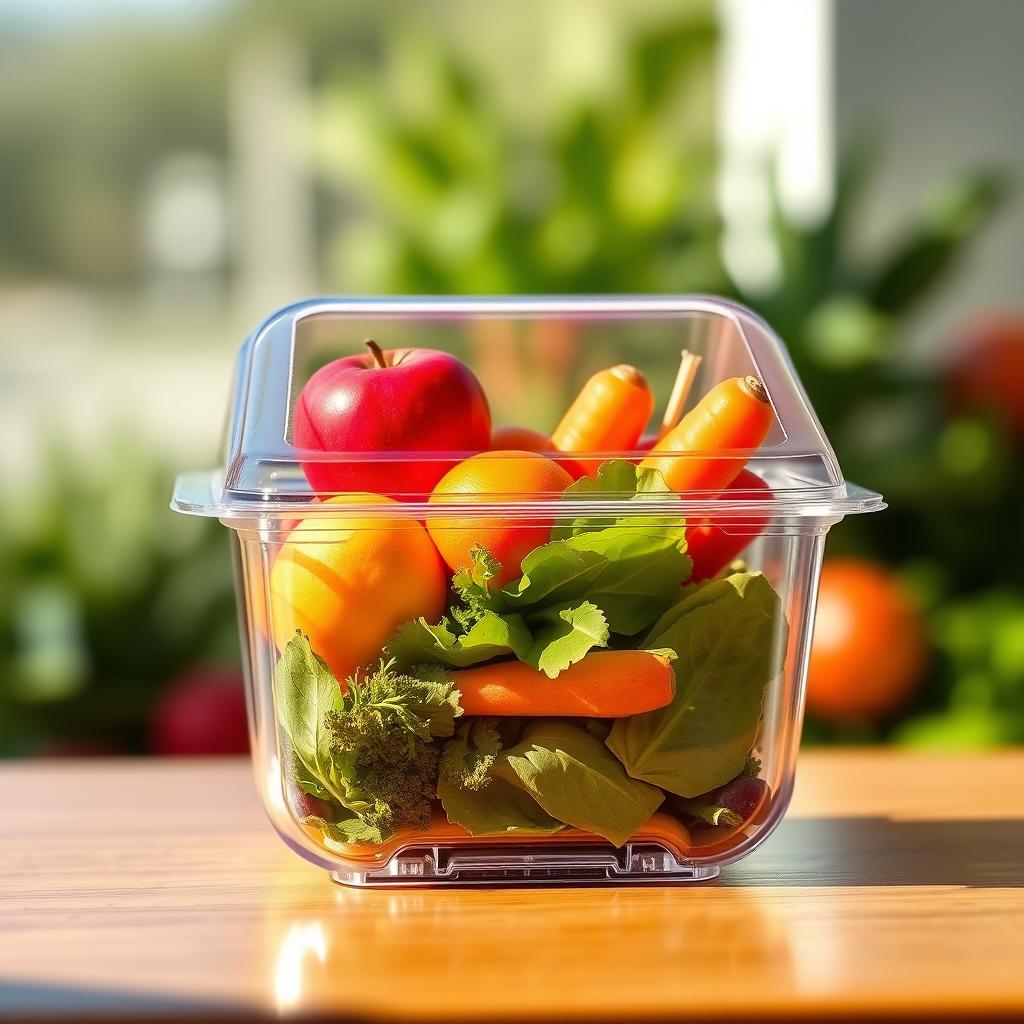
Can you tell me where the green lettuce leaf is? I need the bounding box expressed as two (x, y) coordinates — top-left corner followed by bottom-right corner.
(386, 611), (533, 668)
(500, 542), (608, 609)
(450, 546), (503, 630)
(606, 572), (787, 797)
(552, 459), (678, 538)
(561, 525), (691, 635)
(524, 601), (609, 677)
(494, 719), (664, 846)
(438, 774), (567, 837)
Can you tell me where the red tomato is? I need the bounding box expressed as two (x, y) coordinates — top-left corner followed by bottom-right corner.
(807, 560), (928, 723)
(945, 311), (1024, 443)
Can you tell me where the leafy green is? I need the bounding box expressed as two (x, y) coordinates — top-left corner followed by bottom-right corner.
(494, 719), (664, 846)
(303, 813), (387, 847)
(438, 774), (567, 837)
(500, 461), (691, 635)
(437, 717), (565, 836)
(439, 718), (503, 791)
(386, 611), (533, 669)
(326, 659), (459, 744)
(449, 545), (503, 631)
(551, 459), (679, 538)
(607, 573), (786, 797)
(524, 601), (610, 677)
(274, 632), (347, 805)
(274, 635), (460, 842)
(499, 542), (608, 610)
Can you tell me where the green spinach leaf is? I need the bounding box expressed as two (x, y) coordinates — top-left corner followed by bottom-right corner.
(494, 719), (664, 846)
(606, 572), (787, 797)
(274, 632), (347, 804)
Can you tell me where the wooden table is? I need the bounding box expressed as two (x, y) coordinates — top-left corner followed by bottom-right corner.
(1, 751), (1022, 1022)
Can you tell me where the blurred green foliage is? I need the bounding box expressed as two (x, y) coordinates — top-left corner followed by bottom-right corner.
(1, 2), (1021, 753)
(0, 440), (239, 755)
(317, 10), (722, 294)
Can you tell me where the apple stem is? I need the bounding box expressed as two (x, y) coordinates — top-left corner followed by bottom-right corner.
(365, 339), (389, 368)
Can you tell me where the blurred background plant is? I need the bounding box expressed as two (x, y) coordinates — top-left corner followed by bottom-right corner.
(1, 0), (1022, 754)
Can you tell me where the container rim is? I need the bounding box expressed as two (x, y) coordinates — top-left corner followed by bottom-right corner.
(171, 469), (884, 522)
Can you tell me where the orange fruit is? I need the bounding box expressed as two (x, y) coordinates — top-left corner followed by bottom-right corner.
(426, 451), (574, 587)
(269, 494), (447, 681)
(806, 559), (928, 723)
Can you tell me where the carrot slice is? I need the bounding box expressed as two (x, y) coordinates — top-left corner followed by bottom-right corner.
(451, 650), (675, 717)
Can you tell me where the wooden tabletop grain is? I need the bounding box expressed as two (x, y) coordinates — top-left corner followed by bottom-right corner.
(1, 750), (1022, 1022)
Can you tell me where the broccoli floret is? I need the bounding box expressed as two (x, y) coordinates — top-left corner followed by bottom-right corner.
(322, 660), (459, 841)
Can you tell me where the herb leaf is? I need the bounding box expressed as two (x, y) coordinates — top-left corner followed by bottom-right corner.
(275, 636), (460, 843)
(606, 572), (787, 797)
(439, 718), (502, 791)
(385, 611), (533, 669)
(494, 719), (664, 846)
(450, 545), (502, 630)
(525, 601), (610, 678)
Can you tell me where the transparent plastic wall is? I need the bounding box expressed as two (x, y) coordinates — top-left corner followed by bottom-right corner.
(232, 519), (827, 884)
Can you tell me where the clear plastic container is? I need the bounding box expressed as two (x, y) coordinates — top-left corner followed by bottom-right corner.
(172, 296), (883, 886)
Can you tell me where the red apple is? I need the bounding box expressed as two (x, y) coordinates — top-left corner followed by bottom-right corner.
(293, 341), (491, 497)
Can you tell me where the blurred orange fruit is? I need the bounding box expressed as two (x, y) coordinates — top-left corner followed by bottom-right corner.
(807, 559), (929, 723)
(426, 451), (574, 587)
(269, 494), (447, 681)
(945, 311), (1024, 443)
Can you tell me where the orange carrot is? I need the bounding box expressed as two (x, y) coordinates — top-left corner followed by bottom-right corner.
(552, 365), (655, 474)
(685, 469), (772, 582)
(452, 650), (675, 718)
(641, 375), (773, 494)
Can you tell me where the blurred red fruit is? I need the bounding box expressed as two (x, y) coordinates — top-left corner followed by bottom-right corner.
(150, 667), (250, 755)
(490, 425), (556, 452)
(807, 560), (929, 724)
(945, 311), (1024, 443)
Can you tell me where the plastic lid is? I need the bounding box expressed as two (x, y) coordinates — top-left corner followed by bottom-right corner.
(172, 296), (884, 522)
